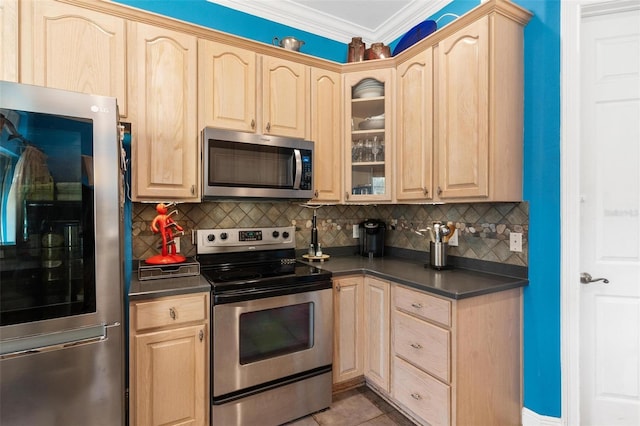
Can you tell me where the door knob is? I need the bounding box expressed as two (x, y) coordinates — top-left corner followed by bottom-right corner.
(580, 272), (609, 284)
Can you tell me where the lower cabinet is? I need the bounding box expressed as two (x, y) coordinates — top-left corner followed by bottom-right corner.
(333, 275), (522, 426)
(332, 276), (364, 385)
(391, 284), (522, 426)
(363, 276), (390, 393)
(129, 292), (210, 426)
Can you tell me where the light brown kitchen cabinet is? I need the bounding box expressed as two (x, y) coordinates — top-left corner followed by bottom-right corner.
(261, 55), (309, 139)
(130, 292), (209, 426)
(343, 68), (394, 202)
(434, 13), (525, 202)
(310, 67), (342, 202)
(198, 39), (257, 132)
(396, 48), (434, 202)
(391, 284), (522, 426)
(363, 276), (390, 393)
(332, 275), (364, 385)
(1, 0), (18, 82)
(128, 21), (199, 201)
(18, 0), (127, 116)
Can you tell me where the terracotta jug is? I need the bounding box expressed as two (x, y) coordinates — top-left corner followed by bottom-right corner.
(366, 42), (391, 60)
(347, 37), (365, 62)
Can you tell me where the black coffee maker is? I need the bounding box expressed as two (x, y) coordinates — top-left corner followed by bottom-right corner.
(359, 219), (386, 257)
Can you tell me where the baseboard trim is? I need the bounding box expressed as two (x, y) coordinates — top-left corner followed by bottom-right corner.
(522, 407), (562, 426)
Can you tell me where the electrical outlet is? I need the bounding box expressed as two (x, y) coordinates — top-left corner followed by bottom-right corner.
(509, 232), (522, 252)
(353, 225), (359, 238)
(174, 237), (181, 253)
(448, 229), (458, 246)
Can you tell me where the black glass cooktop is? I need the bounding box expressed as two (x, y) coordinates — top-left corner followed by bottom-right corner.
(197, 249), (332, 298)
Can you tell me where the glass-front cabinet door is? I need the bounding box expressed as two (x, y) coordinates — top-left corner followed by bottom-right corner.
(344, 68), (393, 202)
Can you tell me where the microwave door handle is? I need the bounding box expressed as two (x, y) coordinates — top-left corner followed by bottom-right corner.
(293, 149), (302, 189)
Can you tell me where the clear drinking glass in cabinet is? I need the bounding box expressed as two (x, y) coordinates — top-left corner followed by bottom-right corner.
(350, 80), (386, 196)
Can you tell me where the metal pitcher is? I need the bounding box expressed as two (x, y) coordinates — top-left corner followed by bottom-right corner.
(273, 36), (305, 51)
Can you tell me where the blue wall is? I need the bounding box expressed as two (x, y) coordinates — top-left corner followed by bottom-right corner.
(116, 0), (563, 418)
(114, 0), (347, 62)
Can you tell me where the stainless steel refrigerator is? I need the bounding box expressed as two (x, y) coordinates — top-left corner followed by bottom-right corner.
(0, 81), (125, 425)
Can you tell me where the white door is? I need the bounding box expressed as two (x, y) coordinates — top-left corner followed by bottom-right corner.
(577, 3), (640, 425)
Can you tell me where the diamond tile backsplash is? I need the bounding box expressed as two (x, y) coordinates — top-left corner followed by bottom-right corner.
(132, 201), (528, 266)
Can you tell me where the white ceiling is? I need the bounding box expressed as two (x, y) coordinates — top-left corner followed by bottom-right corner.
(208, 0), (454, 45)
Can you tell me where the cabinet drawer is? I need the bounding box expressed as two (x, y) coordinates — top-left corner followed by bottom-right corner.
(394, 285), (451, 327)
(133, 293), (208, 331)
(393, 356), (450, 426)
(394, 310), (449, 382)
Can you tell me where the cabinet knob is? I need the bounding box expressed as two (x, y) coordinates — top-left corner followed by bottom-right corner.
(190, 185), (195, 195)
(437, 186), (443, 195)
(169, 307), (176, 320)
(411, 303), (423, 309)
(410, 343), (423, 350)
(199, 329), (204, 342)
(345, 192), (349, 200)
(423, 187), (429, 196)
(314, 190), (319, 198)
(266, 122), (271, 132)
(336, 284), (341, 292)
(251, 119), (255, 129)
(411, 393), (422, 400)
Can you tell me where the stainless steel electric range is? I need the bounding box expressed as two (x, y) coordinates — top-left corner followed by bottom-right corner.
(195, 226), (333, 426)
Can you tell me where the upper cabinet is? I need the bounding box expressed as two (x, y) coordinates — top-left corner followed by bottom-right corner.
(11, 0), (530, 205)
(396, 48), (434, 202)
(128, 22), (199, 202)
(310, 68), (342, 202)
(261, 55), (310, 139)
(198, 40), (257, 132)
(344, 68), (394, 203)
(1, 0), (18, 82)
(434, 12), (526, 202)
(19, 0), (127, 117)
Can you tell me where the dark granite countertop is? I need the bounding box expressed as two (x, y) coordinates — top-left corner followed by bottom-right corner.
(300, 254), (528, 300)
(129, 274), (211, 301)
(128, 253), (527, 301)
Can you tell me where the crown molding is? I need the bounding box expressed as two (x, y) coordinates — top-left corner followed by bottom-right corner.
(207, 0), (453, 44)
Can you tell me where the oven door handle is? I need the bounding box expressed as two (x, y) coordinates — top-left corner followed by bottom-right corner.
(292, 149), (302, 190)
(214, 280), (332, 304)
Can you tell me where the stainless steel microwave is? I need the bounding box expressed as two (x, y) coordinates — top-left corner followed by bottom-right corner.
(202, 128), (314, 199)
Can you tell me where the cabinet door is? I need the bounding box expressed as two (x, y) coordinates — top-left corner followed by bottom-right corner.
(396, 49), (433, 201)
(310, 67), (342, 202)
(129, 22), (199, 201)
(436, 16), (489, 200)
(133, 324), (207, 426)
(333, 276), (364, 384)
(1, 0), (18, 82)
(198, 39), (257, 132)
(344, 68), (393, 203)
(364, 276), (390, 392)
(262, 55), (309, 138)
(20, 0), (127, 116)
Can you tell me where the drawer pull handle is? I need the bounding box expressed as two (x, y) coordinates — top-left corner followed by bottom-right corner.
(411, 303), (423, 309)
(410, 343), (423, 349)
(169, 307), (176, 320)
(199, 329), (204, 342)
(411, 393), (422, 400)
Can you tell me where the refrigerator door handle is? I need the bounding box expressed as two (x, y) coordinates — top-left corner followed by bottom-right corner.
(0, 324), (107, 359)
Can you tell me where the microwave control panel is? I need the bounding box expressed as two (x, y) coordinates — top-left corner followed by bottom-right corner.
(301, 153), (312, 190)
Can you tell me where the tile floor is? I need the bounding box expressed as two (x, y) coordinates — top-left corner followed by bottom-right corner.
(286, 386), (416, 426)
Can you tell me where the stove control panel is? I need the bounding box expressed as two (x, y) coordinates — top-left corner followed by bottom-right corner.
(194, 226), (295, 254)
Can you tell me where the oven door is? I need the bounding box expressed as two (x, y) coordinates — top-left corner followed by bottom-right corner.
(212, 287), (332, 398)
